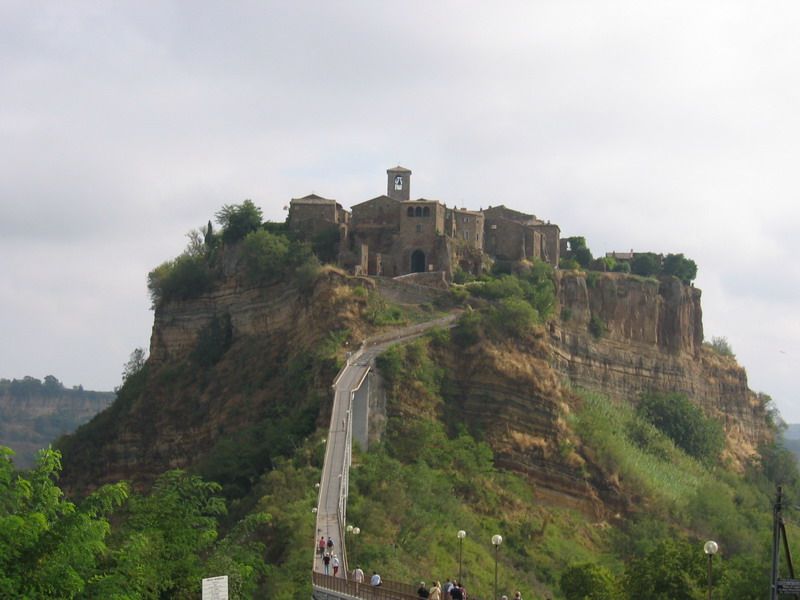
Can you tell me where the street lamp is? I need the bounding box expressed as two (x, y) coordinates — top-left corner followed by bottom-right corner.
(351, 527), (360, 564)
(492, 534), (503, 600)
(704, 540), (718, 600)
(457, 530), (467, 583)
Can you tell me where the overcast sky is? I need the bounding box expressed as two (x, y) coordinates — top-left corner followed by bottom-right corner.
(2, 1), (799, 420)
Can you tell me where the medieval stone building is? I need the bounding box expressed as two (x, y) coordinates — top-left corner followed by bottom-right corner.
(287, 166), (560, 279)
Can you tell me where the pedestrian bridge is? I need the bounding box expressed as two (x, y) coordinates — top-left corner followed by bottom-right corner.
(311, 316), (457, 600)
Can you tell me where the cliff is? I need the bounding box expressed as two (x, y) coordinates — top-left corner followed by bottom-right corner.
(60, 263), (771, 513)
(552, 271), (769, 464)
(0, 381), (114, 469)
(59, 266), (377, 493)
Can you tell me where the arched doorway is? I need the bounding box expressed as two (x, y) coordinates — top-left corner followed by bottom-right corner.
(410, 250), (426, 273)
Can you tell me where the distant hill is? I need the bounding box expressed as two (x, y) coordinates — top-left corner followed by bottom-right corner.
(785, 423), (800, 440)
(0, 376), (114, 468)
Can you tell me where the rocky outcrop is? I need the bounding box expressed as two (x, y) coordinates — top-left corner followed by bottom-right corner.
(0, 388), (114, 469)
(552, 272), (769, 463)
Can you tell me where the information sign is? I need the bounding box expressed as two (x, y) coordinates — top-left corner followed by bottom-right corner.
(202, 575), (228, 600)
(777, 578), (800, 594)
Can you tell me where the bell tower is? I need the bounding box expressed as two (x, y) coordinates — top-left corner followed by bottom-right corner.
(387, 166), (411, 201)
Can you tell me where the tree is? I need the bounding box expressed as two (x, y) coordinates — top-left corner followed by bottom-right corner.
(215, 200), (263, 244)
(122, 348), (147, 383)
(662, 253), (698, 284)
(560, 563), (621, 600)
(624, 537), (705, 600)
(241, 229), (291, 284)
(0, 447), (128, 599)
(630, 252), (661, 277)
(637, 392), (725, 462)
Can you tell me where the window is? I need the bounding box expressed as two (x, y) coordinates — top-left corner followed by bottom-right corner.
(423, 206), (430, 217)
(463, 231), (469, 240)
(415, 206), (423, 217)
(407, 207), (414, 217)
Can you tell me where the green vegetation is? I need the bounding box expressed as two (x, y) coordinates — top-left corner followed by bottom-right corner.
(147, 201), (323, 308)
(636, 392), (725, 463)
(589, 315), (606, 338)
(706, 335), (735, 357)
(216, 200), (263, 244)
(0, 448), (268, 599)
(453, 260), (556, 343)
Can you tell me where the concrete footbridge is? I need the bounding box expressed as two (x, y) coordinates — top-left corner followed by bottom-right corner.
(312, 314), (458, 600)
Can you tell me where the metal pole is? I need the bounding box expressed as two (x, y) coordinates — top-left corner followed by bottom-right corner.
(459, 537), (463, 584)
(707, 553), (712, 600)
(772, 486), (782, 600)
(494, 544), (498, 600)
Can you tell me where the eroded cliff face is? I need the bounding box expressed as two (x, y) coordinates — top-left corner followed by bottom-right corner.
(60, 267), (376, 494)
(552, 272), (769, 463)
(1, 391), (114, 469)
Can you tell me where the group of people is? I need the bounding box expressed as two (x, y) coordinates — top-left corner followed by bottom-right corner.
(317, 536), (340, 577)
(416, 579), (522, 600)
(317, 536), (522, 598)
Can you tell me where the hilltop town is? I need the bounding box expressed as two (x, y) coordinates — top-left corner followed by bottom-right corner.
(287, 166), (561, 279)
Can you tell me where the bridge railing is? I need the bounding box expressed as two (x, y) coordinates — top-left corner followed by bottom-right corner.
(312, 572), (420, 599)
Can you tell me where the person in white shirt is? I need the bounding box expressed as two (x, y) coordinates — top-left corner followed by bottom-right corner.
(353, 566), (365, 583)
(371, 572), (382, 586)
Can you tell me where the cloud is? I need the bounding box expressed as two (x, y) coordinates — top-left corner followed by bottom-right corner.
(2, 1), (800, 419)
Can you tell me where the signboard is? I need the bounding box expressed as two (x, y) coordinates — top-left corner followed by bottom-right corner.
(202, 575), (229, 600)
(777, 578), (800, 594)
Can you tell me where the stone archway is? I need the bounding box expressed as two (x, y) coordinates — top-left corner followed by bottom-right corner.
(410, 249), (426, 273)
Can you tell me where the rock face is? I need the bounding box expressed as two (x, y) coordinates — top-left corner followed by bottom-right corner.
(0, 385), (114, 469)
(551, 272), (768, 462)
(59, 268), (375, 494)
(60, 264), (770, 510)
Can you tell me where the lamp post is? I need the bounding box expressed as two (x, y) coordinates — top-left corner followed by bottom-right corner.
(492, 534), (503, 600)
(704, 540), (718, 600)
(351, 527), (360, 565)
(457, 530), (467, 583)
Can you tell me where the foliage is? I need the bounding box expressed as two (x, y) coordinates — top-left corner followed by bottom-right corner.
(623, 537), (705, 599)
(662, 253), (698, 284)
(560, 563), (620, 600)
(630, 252), (661, 277)
(311, 227), (340, 264)
(559, 257), (581, 270)
(192, 313), (233, 368)
(147, 253), (214, 307)
(0, 447), (128, 599)
(707, 336), (735, 357)
(215, 200), (263, 244)
(637, 392), (725, 462)
(563, 236), (594, 268)
(121, 348), (147, 383)
(589, 315), (606, 338)
(613, 260), (631, 273)
(241, 230), (291, 284)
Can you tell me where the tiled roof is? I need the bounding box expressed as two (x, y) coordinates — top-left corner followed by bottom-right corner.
(387, 165), (412, 173)
(291, 194), (336, 204)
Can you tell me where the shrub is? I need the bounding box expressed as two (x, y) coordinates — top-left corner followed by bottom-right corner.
(662, 253), (698, 284)
(589, 315), (606, 338)
(147, 253), (214, 307)
(637, 392), (725, 462)
(561, 307), (572, 322)
(708, 336), (735, 357)
(612, 261), (631, 273)
(311, 227), (340, 264)
(561, 563), (621, 600)
(452, 311), (482, 346)
(586, 271), (600, 289)
(193, 314), (233, 367)
(469, 275), (524, 300)
(559, 257), (580, 270)
(489, 297), (538, 336)
(241, 230), (290, 284)
(216, 200), (263, 244)
(630, 252), (661, 277)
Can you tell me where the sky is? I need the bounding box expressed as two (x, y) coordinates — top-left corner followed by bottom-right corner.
(2, 1), (799, 419)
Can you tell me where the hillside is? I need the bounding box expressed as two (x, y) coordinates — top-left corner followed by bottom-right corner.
(0, 376), (114, 468)
(42, 207), (791, 598)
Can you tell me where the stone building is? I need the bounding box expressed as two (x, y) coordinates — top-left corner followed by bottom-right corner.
(287, 166), (560, 279)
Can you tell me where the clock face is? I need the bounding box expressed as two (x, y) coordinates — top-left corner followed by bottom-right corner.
(394, 175), (403, 190)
